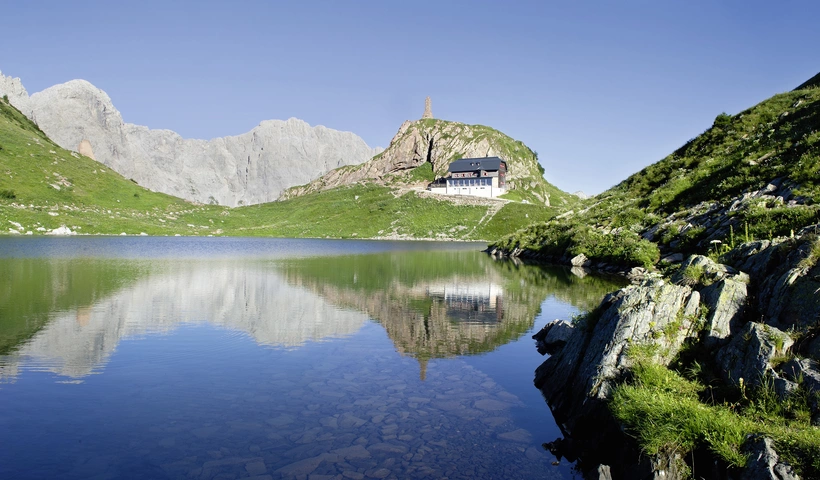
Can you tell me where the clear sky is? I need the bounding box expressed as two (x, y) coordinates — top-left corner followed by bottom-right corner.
(1, 1), (818, 195)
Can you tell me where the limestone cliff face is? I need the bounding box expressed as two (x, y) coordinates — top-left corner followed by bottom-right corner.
(283, 119), (561, 205)
(0, 73), (380, 206)
(0, 71), (31, 117)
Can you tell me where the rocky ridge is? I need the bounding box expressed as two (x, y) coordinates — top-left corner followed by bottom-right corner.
(0, 71), (380, 206)
(282, 118), (568, 206)
(532, 245), (820, 478)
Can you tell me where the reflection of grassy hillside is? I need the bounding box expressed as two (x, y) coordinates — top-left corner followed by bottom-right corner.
(279, 250), (492, 293)
(0, 258), (148, 354)
(491, 260), (627, 313)
(278, 251), (624, 361)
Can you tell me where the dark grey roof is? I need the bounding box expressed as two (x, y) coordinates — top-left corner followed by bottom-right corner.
(448, 157), (506, 173)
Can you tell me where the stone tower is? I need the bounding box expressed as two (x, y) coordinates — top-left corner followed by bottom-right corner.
(422, 96), (433, 119)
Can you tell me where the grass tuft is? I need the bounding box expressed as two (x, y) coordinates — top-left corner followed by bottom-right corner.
(610, 360), (820, 476)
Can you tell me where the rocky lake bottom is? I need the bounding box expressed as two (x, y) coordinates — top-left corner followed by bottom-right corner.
(0, 237), (624, 479)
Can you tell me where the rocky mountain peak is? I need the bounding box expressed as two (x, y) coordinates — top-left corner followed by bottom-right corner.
(0, 71), (379, 206)
(283, 118), (568, 206)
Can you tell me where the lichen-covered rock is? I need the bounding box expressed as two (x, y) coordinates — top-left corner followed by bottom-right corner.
(741, 435), (799, 480)
(716, 323), (793, 387)
(701, 278), (748, 349)
(535, 279), (699, 433)
(671, 255), (746, 287)
(725, 238), (820, 333)
(780, 358), (820, 394)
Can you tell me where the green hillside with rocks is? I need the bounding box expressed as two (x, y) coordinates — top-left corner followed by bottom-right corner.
(492, 77), (820, 270)
(0, 96), (562, 240)
(497, 74), (820, 478)
(284, 118), (574, 207)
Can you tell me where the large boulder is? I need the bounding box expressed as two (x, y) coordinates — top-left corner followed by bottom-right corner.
(532, 320), (574, 355)
(715, 322), (793, 388)
(535, 279), (700, 433)
(700, 278), (748, 349)
(741, 435), (799, 480)
(671, 255), (746, 287)
(780, 358), (820, 394)
(670, 255), (749, 350)
(725, 238), (820, 333)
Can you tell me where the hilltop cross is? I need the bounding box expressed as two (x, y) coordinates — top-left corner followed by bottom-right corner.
(422, 96), (433, 119)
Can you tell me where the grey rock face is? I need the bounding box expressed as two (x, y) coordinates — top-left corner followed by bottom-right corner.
(535, 279), (699, 432)
(532, 320), (574, 355)
(0, 74), (379, 206)
(701, 278), (748, 349)
(780, 358), (820, 394)
(716, 322), (793, 388)
(0, 70), (32, 117)
(725, 238), (820, 332)
(670, 255), (749, 350)
(741, 435), (799, 480)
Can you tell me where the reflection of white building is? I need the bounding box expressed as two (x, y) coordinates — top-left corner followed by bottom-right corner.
(0, 263), (368, 381)
(425, 282), (504, 324)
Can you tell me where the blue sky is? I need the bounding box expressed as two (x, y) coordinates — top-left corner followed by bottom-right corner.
(2, 1), (818, 195)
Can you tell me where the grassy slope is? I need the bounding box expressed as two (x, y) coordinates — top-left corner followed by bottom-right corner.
(493, 81), (820, 267)
(0, 97), (557, 241)
(0, 95), (229, 235)
(490, 78), (820, 474)
(217, 184), (558, 240)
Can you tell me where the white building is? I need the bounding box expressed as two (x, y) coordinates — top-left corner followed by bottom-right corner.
(428, 157), (508, 198)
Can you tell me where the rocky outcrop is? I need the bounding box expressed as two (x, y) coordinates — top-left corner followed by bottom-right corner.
(741, 436), (799, 480)
(535, 278), (700, 433)
(715, 322), (793, 387)
(0, 70), (31, 118)
(532, 320), (574, 355)
(531, 252), (815, 478)
(282, 119), (561, 206)
(533, 278), (700, 478)
(77, 139), (95, 160)
(0, 73), (380, 206)
(724, 237), (820, 358)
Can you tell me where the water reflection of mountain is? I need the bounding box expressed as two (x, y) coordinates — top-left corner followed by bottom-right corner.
(279, 252), (625, 377)
(1, 251), (625, 383)
(0, 258), (148, 356)
(0, 260), (368, 380)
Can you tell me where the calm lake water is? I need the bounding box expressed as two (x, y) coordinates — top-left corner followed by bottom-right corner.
(0, 237), (624, 480)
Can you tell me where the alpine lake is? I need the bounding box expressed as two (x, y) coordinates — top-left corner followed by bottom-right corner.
(0, 237), (625, 480)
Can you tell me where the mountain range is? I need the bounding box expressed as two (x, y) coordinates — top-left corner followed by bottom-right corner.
(0, 71), (380, 207)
